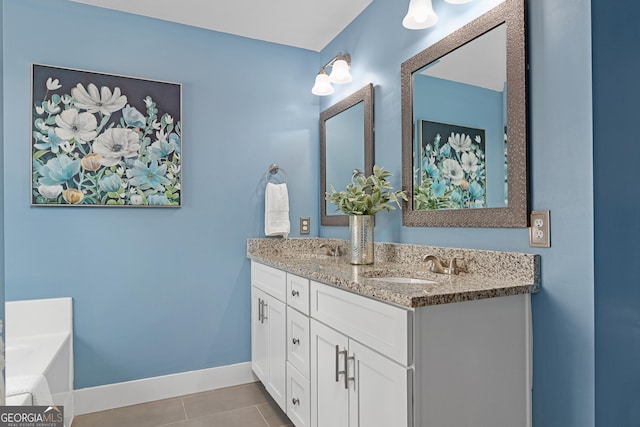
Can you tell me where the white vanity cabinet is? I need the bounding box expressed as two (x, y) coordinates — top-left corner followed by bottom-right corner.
(251, 263), (287, 411)
(251, 261), (532, 427)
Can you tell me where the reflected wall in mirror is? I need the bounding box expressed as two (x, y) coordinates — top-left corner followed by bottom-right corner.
(401, 0), (528, 227)
(321, 84), (374, 226)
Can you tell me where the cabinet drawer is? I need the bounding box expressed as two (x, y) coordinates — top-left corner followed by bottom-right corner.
(252, 262), (287, 302)
(287, 273), (310, 315)
(310, 281), (412, 365)
(287, 362), (311, 427)
(287, 306), (310, 379)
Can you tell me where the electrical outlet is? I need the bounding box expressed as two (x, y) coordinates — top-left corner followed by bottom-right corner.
(300, 217), (310, 235)
(529, 210), (550, 247)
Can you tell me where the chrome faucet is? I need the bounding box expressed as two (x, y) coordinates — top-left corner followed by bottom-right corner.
(423, 254), (460, 275)
(320, 243), (343, 257)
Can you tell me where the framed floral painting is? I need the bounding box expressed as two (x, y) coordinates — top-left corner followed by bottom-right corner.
(414, 119), (486, 210)
(31, 64), (182, 207)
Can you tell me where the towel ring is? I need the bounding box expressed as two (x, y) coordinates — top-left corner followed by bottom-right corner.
(266, 163), (288, 184)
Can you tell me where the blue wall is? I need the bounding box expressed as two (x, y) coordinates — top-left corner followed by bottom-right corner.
(592, 0), (640, 424)
(2, 0), (319, 389)
(320, 0), (594, 426)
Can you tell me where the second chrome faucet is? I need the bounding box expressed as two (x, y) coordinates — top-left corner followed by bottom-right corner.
(423, 254), (461, 275)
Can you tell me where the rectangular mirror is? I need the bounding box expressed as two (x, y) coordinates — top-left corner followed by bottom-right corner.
(321, 84), (374, 226)
(401, 0), (528, 227)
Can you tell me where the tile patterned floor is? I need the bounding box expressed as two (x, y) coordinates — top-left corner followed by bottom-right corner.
(71, 382), (293, 427)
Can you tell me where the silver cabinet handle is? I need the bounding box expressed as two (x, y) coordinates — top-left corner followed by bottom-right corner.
(335, 345), (346, 383)
(258, 298), (263, 323)
(291, 290), (300, 297)
(292, 398), (300, 406)
(262, 301), (268, 322)
(345, 353), (356, 390)
(292, 338), (300, 345)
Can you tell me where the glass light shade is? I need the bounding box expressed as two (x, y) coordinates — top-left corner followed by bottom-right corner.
(329, 59), (352, 84)
(311, 72), (334, 96)
(402, 0), (438, 30)
(445, 0), (472, 3)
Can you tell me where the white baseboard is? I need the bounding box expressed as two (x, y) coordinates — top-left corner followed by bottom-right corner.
(74, 362), (257, 415)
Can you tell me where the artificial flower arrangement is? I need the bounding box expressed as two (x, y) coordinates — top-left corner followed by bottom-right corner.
(325, 165), (408, 215)
(32, 71), (181, 206)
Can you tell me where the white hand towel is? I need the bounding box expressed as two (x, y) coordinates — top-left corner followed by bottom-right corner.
(265, 182), (290, 237)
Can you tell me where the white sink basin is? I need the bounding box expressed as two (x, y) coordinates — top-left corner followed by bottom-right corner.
(374, 277), (437, 285)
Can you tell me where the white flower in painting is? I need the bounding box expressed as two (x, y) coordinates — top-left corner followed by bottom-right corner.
(143, 96), (153, 108)
(46, 77), (62, 91)
(442, 158), (464, 185)
(155, 128), (167, 142)
(54, 108), (98, 144)
(151, 119), (161, 130)
(93, 128), (141, 167)
(38, 184), (63, 199)
(169, 164), (180, 175)
(61, 94), (72, 105)
(35, 120), (49, 132)
(448, 132), (472, 152)
(35, 105), (45, 115)
(71, 83), (127, 115)
(461, 152), (479, 174)
(175, 182), (181, 190)
(46, 100), (61, 114)
(59, 141), (76, 153)
(475, 135), (482, 144)
(130, 194), (143, 205)
(165, 114), (173, 125)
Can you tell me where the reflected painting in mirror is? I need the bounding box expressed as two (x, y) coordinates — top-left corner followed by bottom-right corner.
(321, 84), (374, 226)
(401, 0), (527, 227)
(413, 24), (506, 211)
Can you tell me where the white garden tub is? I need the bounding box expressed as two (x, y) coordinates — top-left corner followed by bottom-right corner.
(5, 298), (74, 427)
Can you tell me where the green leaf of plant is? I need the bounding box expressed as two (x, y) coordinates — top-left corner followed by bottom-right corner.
(33, 150), (49, 159)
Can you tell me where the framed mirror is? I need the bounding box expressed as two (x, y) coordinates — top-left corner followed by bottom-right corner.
(321, 84), (374, 226)
(401, 0), (527, 227)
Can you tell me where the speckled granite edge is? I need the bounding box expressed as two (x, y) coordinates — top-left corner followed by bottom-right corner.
(247, 237), (540, 283)
(247, 238), (540, 308)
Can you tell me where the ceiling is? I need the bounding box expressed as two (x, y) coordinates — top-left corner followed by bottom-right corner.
(69, 0), (373, 52)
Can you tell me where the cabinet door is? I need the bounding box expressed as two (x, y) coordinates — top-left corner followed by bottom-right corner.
(310, 320), (349, 427)
(251, 287), (269, 384)
(266, 294), (287, 411)
(348, 339), (411, 427)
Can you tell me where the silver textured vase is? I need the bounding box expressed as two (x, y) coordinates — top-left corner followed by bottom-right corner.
(349, 215), (374, 265)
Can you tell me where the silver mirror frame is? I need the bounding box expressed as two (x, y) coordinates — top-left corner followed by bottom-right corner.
(401, 0), (528, 227)
(321, 83), (374, 226)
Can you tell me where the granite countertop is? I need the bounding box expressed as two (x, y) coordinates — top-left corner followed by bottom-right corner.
(247, 238), (540, 309)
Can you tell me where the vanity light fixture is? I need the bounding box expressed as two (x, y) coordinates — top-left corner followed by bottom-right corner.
(312, 68), (334, 96)
(402, 0), (438, 30)
(311, 53), (352, 96)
